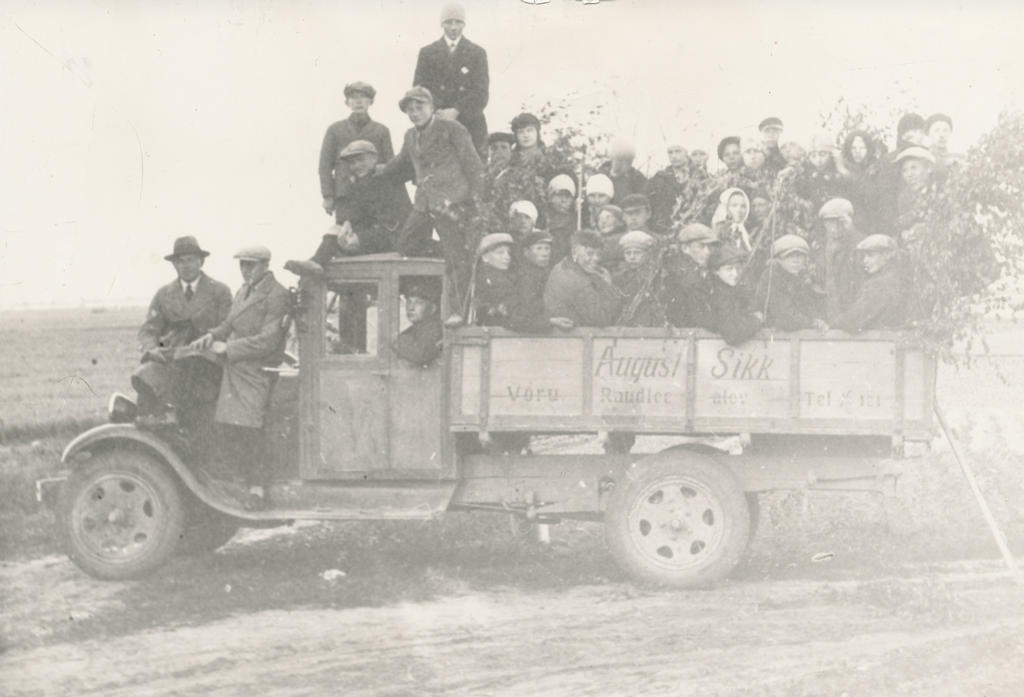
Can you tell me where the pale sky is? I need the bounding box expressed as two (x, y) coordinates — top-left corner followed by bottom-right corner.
(2, 0), (1023, 307)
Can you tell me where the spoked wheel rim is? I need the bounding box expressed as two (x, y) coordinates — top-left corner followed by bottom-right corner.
(624, 475), (728, 573)
(69, 472), (168, 566)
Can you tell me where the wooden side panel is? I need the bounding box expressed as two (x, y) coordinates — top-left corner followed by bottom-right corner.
(799, 340), (895, 419)
(488, 337), (583, 416)
(318, 371), (388, 472)
(903, 349), (927, 422)
(695, 338), (791, 419)
(390, 362), (444, 471)
(461, 345), (482, 417)
(591, 337), (688, 417)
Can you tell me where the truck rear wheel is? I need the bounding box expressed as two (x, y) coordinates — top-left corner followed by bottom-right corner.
(59, 449), (185, 580)
(605, 457), (750, 588)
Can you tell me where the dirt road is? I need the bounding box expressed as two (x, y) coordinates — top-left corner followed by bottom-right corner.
(3, 532), (1023, 697)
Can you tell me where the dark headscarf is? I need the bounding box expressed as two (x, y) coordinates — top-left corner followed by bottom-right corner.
(841, 130), (878, 172)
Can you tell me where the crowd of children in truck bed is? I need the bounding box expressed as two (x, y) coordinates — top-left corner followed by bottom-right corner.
(298, 78), (960, 349)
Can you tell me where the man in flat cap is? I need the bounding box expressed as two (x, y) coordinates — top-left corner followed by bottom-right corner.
(831, 234), (905, 333)
(191, 245), (291, 509)
(392, 278), (444, 367)
(613, 230), (663, 327)
(544, 230), (623, 329)
(379, 85), (485, 311)
(319, 81), (395, 219)
(758, 117), (788, 175)
(133, 236), (232, 431)
(290, 140), (413, 275)
(413, 3), (490, 152)
(662, 223), (718, 330)
(472, 232), (518, 327)
(754, 234), (828, 332)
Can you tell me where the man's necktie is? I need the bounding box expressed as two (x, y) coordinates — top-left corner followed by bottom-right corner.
(185, 285), (194, 301)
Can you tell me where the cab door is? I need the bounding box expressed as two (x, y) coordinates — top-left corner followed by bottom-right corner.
(299, 267), (448, 480)
(305, 276), (390, 477)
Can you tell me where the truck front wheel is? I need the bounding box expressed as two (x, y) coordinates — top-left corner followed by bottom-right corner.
(605, 458), (750, 588)
(59, 449), (185, 580)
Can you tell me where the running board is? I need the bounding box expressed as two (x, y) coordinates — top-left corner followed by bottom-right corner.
(202, 480), (459, 522)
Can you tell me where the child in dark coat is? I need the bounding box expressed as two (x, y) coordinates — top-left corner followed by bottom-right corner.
(708, 245), (762, 346)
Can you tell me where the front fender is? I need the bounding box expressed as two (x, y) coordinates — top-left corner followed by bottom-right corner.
(60, 423), (259, 520)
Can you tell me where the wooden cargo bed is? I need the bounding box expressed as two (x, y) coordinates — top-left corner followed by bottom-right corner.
(449, 327), (935, 442)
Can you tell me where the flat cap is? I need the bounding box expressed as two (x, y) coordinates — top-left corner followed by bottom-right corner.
(477, 232), (515, 257)
(487, 132), (516, 146)
(708, 244), (748, 270)
(771, 234), (809, 258)
(717, 136), (740, 161)
(585, 173), (614, 198)
(440, 3), (466, 23)
(508, 199), (539, 223)
(895, 146), (936, 165)
(818, 198), (855, 219)
(338, 139), (378, 159)
(619, 230), (654, 250)
(572, 230), (603, 249)
(234, 245), (272, 262)
(678, 223), (718, 245)
(343, 81), (376, 99)
(547, 173), (576, 197)
(523, 229), (553, 247)
(759, 117), (784, 131)
(856, 234), (897, 252)
(510, 112), (541, 133)
(399, 86), (433, 112)
(619, 193), (651, 211)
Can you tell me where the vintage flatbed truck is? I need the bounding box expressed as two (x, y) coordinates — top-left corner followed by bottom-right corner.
(48, 253), (936, 587)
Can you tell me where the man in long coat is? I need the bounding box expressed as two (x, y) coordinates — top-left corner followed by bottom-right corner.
(133, 236), (232, 430)
(191, 245), (291, 508)
(318, 81), (395, 220)
(413, 3), (489, 151)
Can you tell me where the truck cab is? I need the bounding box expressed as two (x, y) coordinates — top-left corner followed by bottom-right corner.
(54, 253), (937, 587)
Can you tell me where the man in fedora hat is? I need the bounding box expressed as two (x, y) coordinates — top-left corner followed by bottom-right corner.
(413, 3), (490, 151)
(319, 81), (395, 219)
(133, 236), (232, 430)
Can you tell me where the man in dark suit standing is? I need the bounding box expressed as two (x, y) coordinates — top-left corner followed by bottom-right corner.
(413, 3), (489, 152)
(133, 236), (232, 430)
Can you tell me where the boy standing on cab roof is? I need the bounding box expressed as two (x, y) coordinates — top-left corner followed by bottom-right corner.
(318, 81), (394, 220)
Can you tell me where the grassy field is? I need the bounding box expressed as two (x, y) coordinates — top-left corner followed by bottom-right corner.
(0, 307), (142, 440)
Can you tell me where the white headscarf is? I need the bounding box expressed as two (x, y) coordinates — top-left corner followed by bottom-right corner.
(711, 187), (752, 251)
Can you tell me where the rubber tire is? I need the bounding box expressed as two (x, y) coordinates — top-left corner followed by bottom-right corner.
(605, 457), (750, 588)
(178, 501), (239, 556)
(59, 449), (185, 580)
